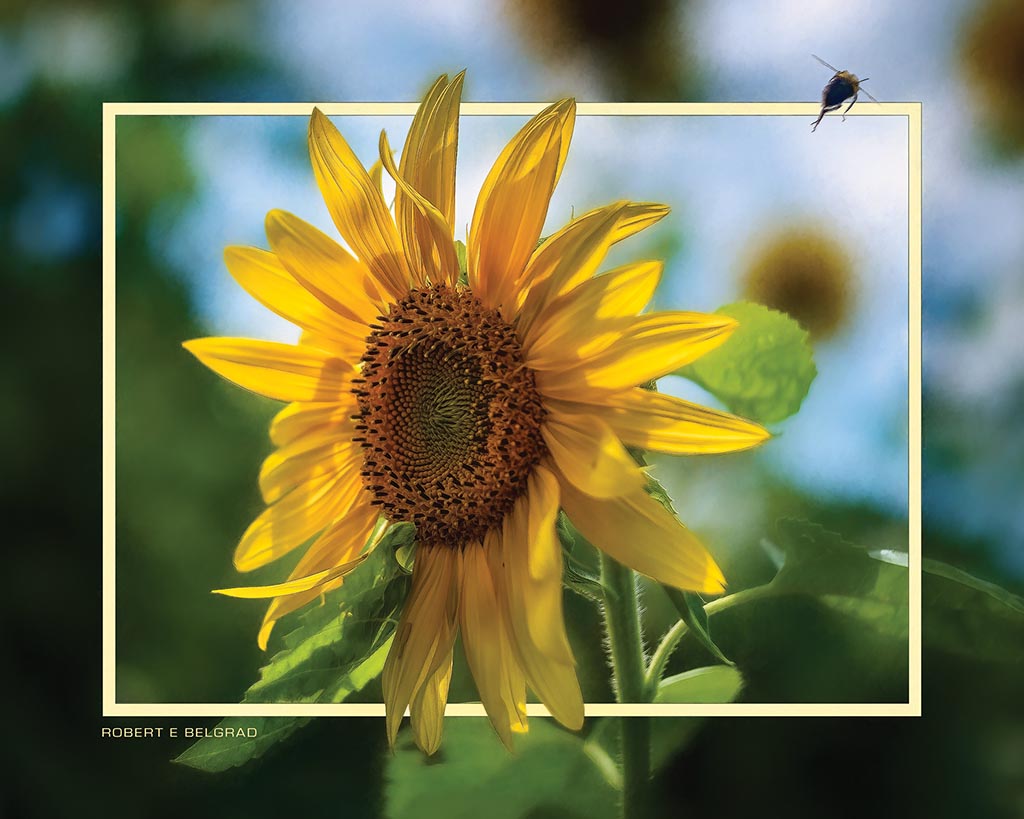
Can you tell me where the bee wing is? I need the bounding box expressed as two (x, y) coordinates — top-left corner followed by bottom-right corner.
(812, 54), (841, 73)
(861, 88), (880, 104)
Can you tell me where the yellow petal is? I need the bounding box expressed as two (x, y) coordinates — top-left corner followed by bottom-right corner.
(382, 544), (459, 748)
(213, 555), (366, 599)
(368, 158), (384, 193)
(224, 246), (365, 355)
(547, 390), (771, 455)
(257, 501), (379, 649)
(460, 542), (529, 748)
(523, 259), (662, 366)
(534, 312), (737, 398)
(557, 473), (726, 594)
(515, 201), (669, 334)
(264, 209), (386, 324)
(541, 412), (646, 499)
(258, 431), (360, 504)
(398, 73), (464, 239)
(308, 108), (411, 298)
(379, 129), (460, 288)
(409, 648), (453, 756)
(501, 465), (584, 730)
(234, 465), (364, 571)
(183, 337), (355, 403)
(269, 401), (358, 447)
(469, 99), (576, 314)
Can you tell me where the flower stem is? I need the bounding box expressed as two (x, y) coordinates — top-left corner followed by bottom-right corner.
(600, 551), (650, 819)
(643, 618), (689, 698)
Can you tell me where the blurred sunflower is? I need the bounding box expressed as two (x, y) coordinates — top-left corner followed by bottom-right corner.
(184, 73), (769, 752)
(740, 224), (855, 340)
(960, 0), (1024, 152)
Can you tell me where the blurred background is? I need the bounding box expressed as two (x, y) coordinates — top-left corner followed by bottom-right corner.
(5, 0), (1022, 817)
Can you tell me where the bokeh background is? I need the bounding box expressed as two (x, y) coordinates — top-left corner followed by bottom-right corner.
(6, 0), (1022, 817)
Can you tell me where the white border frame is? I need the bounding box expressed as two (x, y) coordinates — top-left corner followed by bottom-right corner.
(103, 101), (922, 718)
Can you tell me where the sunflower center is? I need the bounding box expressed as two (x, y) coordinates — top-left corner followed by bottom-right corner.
(354, 285), (546, 545)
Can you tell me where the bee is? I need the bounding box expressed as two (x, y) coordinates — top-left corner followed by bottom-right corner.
(811, 54), (879, 132)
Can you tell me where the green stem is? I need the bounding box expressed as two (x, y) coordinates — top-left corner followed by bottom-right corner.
(704, 583), (774, 616)
(643, 619), (689, 698)
(600, 551), (650, 819)
(642, 582), (776, 697)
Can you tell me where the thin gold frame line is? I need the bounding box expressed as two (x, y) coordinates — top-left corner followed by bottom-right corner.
(103, 101), (919, 116)
(102, 101), (922, 718)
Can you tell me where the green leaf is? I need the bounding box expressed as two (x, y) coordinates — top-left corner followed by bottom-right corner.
(654, 665), (744, 703)
(769, 519), (906, 606)
(741, 520), (1024, 664)
(676, 301), (816, 423)
(174, 524), (415, 772)
(173, 717), (311, 774)
(663, 587), (733, 666)
(921, 557), (1024, 664)
(388, 719), (619, 819)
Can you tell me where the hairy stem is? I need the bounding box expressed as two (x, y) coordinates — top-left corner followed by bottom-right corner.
(600, 552), (651, 819)
(644, 582), (775, 694)
(644, 618), (689, 698)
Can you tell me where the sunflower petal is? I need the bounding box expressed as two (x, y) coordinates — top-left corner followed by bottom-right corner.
(523, 260), (662, 365)
(258, 431), (360, 504)
(534, 312), (737, 397)
(379, 129), (460, 288)
(234, 465), (364, 571)
(409, 648), (454, 755)
(460, 542), (529, 748)
(547, 390), (771, 455)
(541, 412), (646, 499)
(501, 465), (584, 730)
(368, 158), (384, 193)
(398, 73), (464, 237)
(469, 99), (576, 314)
(557, 473), (726, 594)
(308, 108), (411, 298)
(382, 544), (459, 748)
(515, 201), (670, 334)
(183, 338), (355, 403)
(213, 556), (366, 599)
(223, 246), (364, 355)
(257, 501), (379, 649)
(269, 401), (358, 448)
(265, 209), (385, 324)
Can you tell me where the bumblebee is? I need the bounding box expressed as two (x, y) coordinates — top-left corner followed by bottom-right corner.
(811, 55), (878, 132)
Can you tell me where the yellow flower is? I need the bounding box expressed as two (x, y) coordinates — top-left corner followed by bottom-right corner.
(184, 73), (769, 753)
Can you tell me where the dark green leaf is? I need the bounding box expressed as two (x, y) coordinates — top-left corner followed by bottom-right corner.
(769, 519), (906, 605)
(676, 301), (816, 423)
(174, 524), (415, 772)
(663, 587), (733, 666)
(388, 719), (618, 819)
(921, 558), (1024, 664)
(745, 520), (1024, 664)
(172, 717), (310, 774)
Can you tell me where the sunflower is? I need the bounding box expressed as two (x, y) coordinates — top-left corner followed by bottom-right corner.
(184, 73), (769, 753)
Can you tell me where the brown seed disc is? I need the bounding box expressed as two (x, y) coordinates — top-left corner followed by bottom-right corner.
(353, 285), (547, 546)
